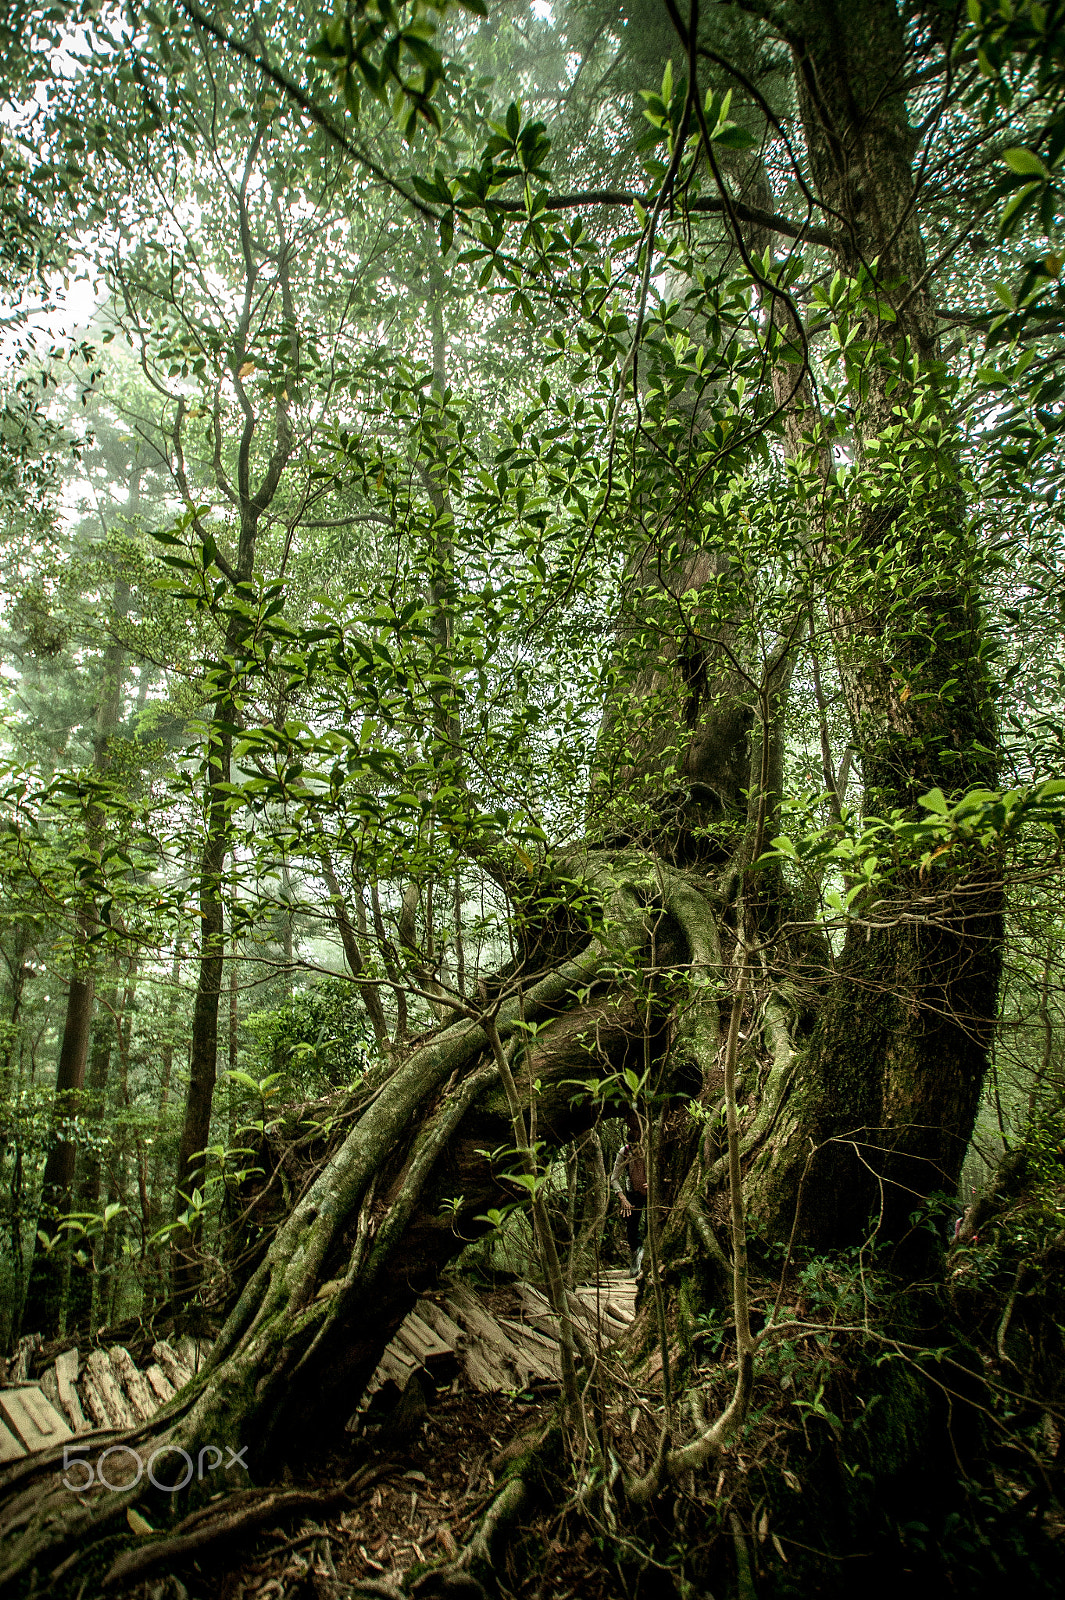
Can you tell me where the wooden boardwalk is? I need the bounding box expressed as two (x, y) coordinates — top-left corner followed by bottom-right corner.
(0, 1273), (638, 1456)
(351, 1271), (637, 1425)
(0, 1336), (207, 1461)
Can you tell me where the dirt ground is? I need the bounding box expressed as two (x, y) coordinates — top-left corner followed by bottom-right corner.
(142, 1378), (615, 1600)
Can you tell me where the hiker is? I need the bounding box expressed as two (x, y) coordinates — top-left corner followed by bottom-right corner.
(611, 1133), (648, 1276)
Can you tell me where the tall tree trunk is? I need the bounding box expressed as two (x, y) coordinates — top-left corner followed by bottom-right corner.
(0, 939), (31, 1343)
(21, 506), (135, 1334)
(171, 717), (232, 1309)
(145, 947), (183, 1313)
(19, 918), (95, 1337)
(745, 0), (1003, 1247)
(66, 985), (118, 1333)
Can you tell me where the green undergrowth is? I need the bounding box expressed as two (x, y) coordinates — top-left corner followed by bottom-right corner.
(593, 1228), (1064, 1598)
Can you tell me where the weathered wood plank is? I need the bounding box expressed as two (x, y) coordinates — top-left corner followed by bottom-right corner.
(396, 1311), (452, 1362)
(377, 1345), (417, 1391)
(443, 1293), (524, 1388)
(0, 1418), (26, 1462)
(0, 1387), (72, 1451)
(493, 1321), (560, 1381)
(416, 1300), (468, 1352)
(143, 1364), (175, 1406)
(517, 1282), (598, 1343)
(516, 1282), (553, 1316)
(78, 1373), (112, 1430)
(108, 1347), (157, 1424)
(460, 1342), (513, 1394)
(151, 1341), (192, 1391)
(8, 1333), (41, 1382)
(84, 1351), (135, 1429)
(38, 1366), (62, 1417)
(54, 1349), (89, 1433)
(498, 1317), (564, 1370)
(572, 1288), (631, 1337)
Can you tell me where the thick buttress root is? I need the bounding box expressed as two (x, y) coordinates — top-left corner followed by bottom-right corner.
(0, 857), (885, 1591)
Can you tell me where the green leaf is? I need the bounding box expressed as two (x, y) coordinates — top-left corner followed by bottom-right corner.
(1002, 147), (1049, 178)
(918, 787), (949, 816)
(713, 125), (758, 150)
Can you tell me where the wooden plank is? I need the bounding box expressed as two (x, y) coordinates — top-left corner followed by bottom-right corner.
(143, 1364), (175, 1406)
(152, 1341), (192, 1391)
(396, 1311), (452, 1361)
(78, 1373), (112, 1430)
(9, 1333), (41, 1382)
(393, 1327), (431, 1367)
(444, 1290), (525, 1367)
(499, 1317), (565, 1368)
(519, 1283), (598, 1344)
(499, 1314), (563, 1353)
(461, 1342), (512, 1394)
(108, 1348), (156, 1424)
(0, 1418), (26, 1462)
(38, 1366), (62, 1416)
(0, 1387), (72, 1452)
(493, 1322), (560, 1382)
(54, 1350), (89, 1433)
(577, 1281), (634, 1306)
(443, 1295), (524, 1389)
(377, 1346), (417, 1391)
(516, 1282), (555, 1319)
(174, 1335), (209, 1375)
(416, 1300), (468, 1351)
(522, 1314), (561, 1341)
(514, 1284), (562, 1342)
(85, 1351), (134, 1429)
(563, 1289), (605, 1337)
(572, 1288), (631, 1336)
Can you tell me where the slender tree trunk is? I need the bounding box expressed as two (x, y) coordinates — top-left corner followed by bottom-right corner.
(172, 718), (232, 1308)
(0, 946), (30, 1342)
(67, 985), (118, 1332)
(22, 520), (135, 1333)
(169, 167), (295, 1311)
(20, 912), (96, 1337)
(146, 947), (183, 1313)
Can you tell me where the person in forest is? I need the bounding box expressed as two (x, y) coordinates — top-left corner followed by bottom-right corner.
(610, 1126), (648, 1277)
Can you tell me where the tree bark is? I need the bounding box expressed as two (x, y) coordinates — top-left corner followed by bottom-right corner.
(745, 0), (1003, 1247)
(22, 484), (137, 1335)
(20, 921), (95, 1337)
(172, 718), (232, 1309)
(66, 984), (117, 1333)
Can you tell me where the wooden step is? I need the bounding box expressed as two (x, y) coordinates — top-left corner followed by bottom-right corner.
(84, 1351), (134, 1429)
(144, 1364), (175, 1406)
(54, 1349), (89, 1433)
(0, 1386), (72, 1452)
(152, 1341), (192, 1392)
(109, 1347), (157, 1424)
(0, 1417), (26, 1462)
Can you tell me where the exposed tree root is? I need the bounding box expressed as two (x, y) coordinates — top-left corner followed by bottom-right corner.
(99, 1463), (396, 1590)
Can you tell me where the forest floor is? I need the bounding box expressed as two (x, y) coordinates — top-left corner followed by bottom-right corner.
(181, 1380), (608, 1600)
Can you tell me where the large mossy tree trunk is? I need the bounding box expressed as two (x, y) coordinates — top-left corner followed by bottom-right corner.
(0, 2), (1007, 1588)
(746, 0), (1003, 1248)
